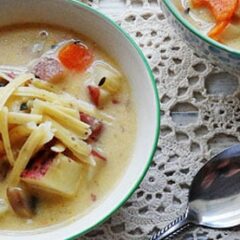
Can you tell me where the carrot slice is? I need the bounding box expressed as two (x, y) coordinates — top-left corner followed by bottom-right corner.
(192, 0), (206, 7)
(192, 0), (238, 39)
(211, 0), (238, 21)
(192, 0), (238, 21)
(208, 21), (230, 40)
(58, 43), (93, 72)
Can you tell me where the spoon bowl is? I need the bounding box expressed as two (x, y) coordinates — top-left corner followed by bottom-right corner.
(151, 144), (240, 239)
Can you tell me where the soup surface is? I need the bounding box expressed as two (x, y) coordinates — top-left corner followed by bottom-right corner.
(0, 24), (136, 230)
(174, 0), (240, 50)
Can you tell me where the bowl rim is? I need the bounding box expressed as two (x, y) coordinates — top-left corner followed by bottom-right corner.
(60, 1), (160, 239)
(162, 0), (240, 56)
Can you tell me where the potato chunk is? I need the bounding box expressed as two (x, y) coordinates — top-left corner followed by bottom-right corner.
(21, 154), (82, 197)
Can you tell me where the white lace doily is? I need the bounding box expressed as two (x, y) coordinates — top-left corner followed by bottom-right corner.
(79, 1), (240, 239)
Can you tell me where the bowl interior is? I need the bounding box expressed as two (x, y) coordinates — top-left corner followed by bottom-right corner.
(0, 0), (160, 239)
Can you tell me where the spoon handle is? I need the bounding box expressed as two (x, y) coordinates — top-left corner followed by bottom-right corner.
(150, 212), (191, 240)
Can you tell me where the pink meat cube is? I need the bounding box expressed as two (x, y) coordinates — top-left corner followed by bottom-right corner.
(31, 57), (65, 81)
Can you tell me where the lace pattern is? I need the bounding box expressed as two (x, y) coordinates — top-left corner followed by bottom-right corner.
(79, 1), (240, 239)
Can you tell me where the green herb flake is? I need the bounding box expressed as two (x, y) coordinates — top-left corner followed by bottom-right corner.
(98, 77), (106, 87)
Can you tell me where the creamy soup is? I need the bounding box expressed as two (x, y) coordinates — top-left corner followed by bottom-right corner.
(174, 0), (240, 50)
(0, 24), (136, 230)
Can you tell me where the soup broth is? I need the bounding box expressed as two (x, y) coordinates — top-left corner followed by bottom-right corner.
(0, 24), (136, 230)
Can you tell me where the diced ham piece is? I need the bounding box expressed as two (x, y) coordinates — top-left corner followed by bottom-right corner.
(80, 112), (104, 143)
(21, 152), (54, 180)
(90, 193), (97, 202)
(112, 99), (120, 104)
(92, 150), (107, 162)
(87, 85), (100, 107)
(6, 72), (16, 79)
(31, 57), (65, 81)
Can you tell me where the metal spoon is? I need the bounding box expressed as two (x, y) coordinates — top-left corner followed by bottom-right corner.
(151, 144), (240, 239)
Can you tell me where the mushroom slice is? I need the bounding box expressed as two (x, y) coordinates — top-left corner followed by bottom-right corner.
(7, 187), (37, 218)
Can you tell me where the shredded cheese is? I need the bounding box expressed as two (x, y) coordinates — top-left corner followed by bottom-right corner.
(0, 73), (33, 110)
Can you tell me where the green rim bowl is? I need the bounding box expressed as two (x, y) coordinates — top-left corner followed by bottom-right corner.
(0, 0), (160, 239)
(161, 0), (240, 72)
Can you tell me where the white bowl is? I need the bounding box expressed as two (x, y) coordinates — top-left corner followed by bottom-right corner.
(0, 0), (160, 239)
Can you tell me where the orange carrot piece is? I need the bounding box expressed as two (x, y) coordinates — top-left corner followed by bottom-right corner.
(192, 0), (238, 39)
(208, 20), (230, 40)
(211, 0), (238, 21)
(192, 0), (238, 21)
(192, 0), (206, 7)
(58, 43), (93, 72)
